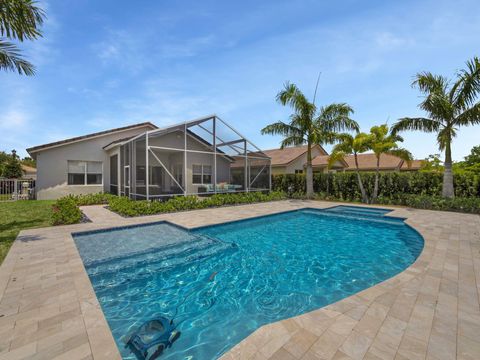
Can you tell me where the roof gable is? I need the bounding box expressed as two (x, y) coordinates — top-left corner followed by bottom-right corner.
(263, 144), (327, 166)
(344, 153), (403, 170)
(311, 155), (348, 168)
(27, 122), (157, 154)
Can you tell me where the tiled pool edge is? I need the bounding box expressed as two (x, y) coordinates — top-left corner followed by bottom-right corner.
(1, 201), (479, 360)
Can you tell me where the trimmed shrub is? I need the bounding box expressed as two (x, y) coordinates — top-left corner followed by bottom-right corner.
(51, 197), (83, 225)
(64, 193), (117, 206)
(108, 191), (287, 217)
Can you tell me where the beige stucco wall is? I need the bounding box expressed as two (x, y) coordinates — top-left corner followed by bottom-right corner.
(34, 126), (152, 200)
(272, 146), (327, 175)
(271, 166), (287, 175)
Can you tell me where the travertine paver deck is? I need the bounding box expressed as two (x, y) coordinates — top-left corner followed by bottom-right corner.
(0, 200), (479, 360)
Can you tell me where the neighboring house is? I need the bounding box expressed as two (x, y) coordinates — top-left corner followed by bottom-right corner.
(400, 159), (424, 171)
(27, 115), (270, 200)
(21, 164), (37, 180)
(263, 145), (345, 175)
(342, 153), (423, 172)
(265, 145), (423, 175)
(311, 155), (348, 173)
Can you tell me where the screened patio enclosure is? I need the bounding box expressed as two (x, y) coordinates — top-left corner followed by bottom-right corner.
(117, 115), (271, 200)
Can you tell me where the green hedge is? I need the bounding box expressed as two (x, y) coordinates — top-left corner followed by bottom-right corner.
(51, 191), (287, 224)
(108, 191), (287, 217)
(375, 194), (480, 214)
(63, 193), (117, 206)
(272, 171), (480, 200)
(51, 197), (83, 225)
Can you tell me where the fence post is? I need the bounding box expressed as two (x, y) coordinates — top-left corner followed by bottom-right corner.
(13, 179), (18, 201)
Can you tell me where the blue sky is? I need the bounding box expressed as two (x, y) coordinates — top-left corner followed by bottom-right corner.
(1, 0), (479, 160)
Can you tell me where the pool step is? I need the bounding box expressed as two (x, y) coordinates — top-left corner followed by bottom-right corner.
(303, 208), (404, 225)
(324, 205), (391, 217)
(86, 235), (236, 284)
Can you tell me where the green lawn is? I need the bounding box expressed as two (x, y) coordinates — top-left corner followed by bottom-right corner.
(0, 200), (55, 264)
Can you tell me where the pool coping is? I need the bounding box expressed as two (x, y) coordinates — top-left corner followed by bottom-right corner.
(1, 200), (479, 360)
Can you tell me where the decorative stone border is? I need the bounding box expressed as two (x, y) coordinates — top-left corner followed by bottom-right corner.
(0, 200), (478, 360)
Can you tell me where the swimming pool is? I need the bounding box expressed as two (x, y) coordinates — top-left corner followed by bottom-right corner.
(73, 206), (424, 360)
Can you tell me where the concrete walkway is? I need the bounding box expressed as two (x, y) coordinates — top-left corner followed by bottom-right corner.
(0, 201), (478, 360)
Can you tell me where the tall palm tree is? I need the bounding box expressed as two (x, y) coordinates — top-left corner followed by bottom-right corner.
(369, 124), (412, 202)
(262, 82), (359, 198)
(392, 57), (480, 198)
(328, 132), (371, 203)
(0, 0), (45, 75)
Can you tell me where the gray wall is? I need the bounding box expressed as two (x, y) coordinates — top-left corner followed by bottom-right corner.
(34, 126), (152, 200)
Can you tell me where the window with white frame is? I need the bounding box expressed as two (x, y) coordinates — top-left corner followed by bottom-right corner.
(192, 164), (212, 184)
(68, 161), (103, 185)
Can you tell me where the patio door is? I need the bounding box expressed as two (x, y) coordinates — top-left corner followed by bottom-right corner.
(124, 165), (130, 197)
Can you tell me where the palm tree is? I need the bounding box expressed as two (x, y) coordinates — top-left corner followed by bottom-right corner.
(262, 82), (359, 198)
(328, 132), (371, 203)
(0, 0), (45, 75)
(369, 124), (412, 202)
(392, 57), (480, 198)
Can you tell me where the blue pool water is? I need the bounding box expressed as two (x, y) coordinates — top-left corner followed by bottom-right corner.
(73, 206), (423, 360)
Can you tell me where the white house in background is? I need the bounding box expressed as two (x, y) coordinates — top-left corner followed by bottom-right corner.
(27, 115), (271, 200)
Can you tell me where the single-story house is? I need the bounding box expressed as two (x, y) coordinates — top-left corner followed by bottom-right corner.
(342, 153), (423, 172)
(21, 164), (37, 180)
(263, 144), (346, 175)
(27, 115), (271, 200)
(264, 145), (423, 174)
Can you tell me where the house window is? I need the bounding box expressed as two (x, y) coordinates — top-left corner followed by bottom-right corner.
(68, 161), (103, 185)
(295, 169), (304, 174)
(192, 164), (212, 184)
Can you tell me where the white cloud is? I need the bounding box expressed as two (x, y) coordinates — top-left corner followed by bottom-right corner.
(0, 108), (32, 155)
(92, 29), (217, 74)
(375, 32), (413, 49)
(98, 44), (119, 60)
(0, 109), (29, 129)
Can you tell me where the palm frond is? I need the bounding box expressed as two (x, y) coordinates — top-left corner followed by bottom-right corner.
(330, 140), (352, 155)
(352, 133), (371, 153)
(386, 148), (413, 166)
(412, 72), (449, 95)
(454, 102), (480, 127)
(333, 132), (354, 145)
(391, 117), (441, 135)
(0, 40), (34, 75)
(450, 56), (480, 109)
(276, 82), (315, 117)
(0, 0), (45, 41)
(260, 121), (300, 137)
(419, 92), (454, 121)
(280, 135), (306, 148)
(317, 103), (358, 132)
(314, 129), (344, 145)
(327, 151), (347, 169)
(436, 126), (457, 151)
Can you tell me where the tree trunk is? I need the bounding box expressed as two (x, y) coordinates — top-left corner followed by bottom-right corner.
(306, 142), (314, 198)
(442, 141), (455, 198)
(354, 153), (368, 203)
(372, 155), (380, 203)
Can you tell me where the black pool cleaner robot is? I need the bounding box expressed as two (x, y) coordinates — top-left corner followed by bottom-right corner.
(124, 268), (225, 359)
(125, 317), (181, 360)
